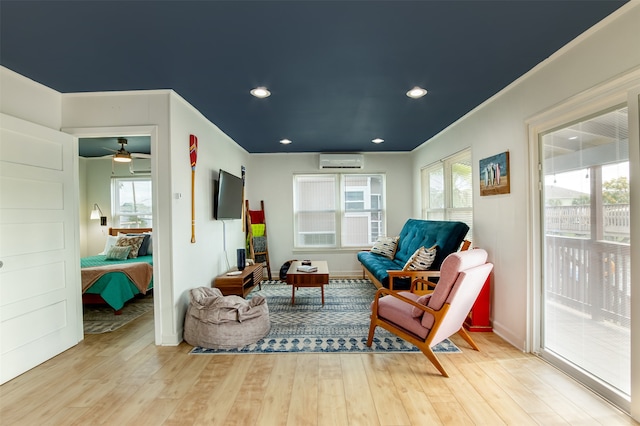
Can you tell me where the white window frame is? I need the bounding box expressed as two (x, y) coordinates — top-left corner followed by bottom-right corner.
(293, 173), (386, 249)
(421, 149), (473, 240)
(111, 176), (153, 228)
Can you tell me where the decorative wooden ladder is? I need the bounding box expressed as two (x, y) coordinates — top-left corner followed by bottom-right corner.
(245, 200), (272, 280)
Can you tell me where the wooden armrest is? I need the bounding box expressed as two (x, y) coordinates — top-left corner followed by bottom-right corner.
(387, 269), (441, 291)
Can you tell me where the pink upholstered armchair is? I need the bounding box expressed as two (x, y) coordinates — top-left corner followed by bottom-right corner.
(367, 249), (493, 377)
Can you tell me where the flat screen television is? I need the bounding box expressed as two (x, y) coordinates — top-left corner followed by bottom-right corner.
(214, 169), (243, 220)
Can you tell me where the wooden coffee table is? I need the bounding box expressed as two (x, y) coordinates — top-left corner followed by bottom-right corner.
(285, 261), (329, 305)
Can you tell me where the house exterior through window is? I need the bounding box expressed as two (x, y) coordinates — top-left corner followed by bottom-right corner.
(111, 177), (152, 228)
(293, 173), (385, 248)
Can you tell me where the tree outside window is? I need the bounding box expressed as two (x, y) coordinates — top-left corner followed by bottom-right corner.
(421, 149), (473, 241)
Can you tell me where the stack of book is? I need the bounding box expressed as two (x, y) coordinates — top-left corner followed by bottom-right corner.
(296, 265), (318, 273)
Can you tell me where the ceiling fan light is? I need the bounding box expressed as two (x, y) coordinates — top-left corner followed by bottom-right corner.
(406, 86), (428, 99)
(114, 151), (132, 162)
(112, 137), (132, 162)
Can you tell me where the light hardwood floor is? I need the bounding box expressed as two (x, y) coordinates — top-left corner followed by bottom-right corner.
(0, 310), (635, 426)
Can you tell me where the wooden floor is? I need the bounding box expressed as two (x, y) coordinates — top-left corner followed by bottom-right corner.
(0, 311), (635, 426)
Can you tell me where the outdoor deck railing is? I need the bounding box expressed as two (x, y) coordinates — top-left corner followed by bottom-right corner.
(544, 235), (631, 327)
(545, 204), (630, 240)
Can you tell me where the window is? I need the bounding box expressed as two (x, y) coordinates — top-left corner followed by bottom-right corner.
(421, 149), (473, 240)
(111, 177), (152, 228)
(293, 173), (385, 248)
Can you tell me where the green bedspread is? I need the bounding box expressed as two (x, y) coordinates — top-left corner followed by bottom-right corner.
(81, 255), (153, 311)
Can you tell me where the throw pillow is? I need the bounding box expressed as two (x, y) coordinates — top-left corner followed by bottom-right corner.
(105, 246), (131, 260)
(370, 236), (399, 260)
(403, 245), (437, 271)
(115, 235), (145, 258)
(411, 294), (432, 317)
(128, 233), (151, 256)
(99, 235), (118, 255)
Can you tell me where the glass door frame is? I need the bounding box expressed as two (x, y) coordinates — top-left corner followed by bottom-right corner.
(526, 69), (640, 414)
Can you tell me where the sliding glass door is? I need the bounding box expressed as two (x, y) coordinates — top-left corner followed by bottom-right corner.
(540, 106), (630, 404)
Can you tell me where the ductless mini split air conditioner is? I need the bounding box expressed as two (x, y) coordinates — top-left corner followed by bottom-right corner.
(319, 153), (364, 169)
(129, 158), (151, 174)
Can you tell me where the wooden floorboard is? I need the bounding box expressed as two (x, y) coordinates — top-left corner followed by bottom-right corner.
(0, 311), (636, 426)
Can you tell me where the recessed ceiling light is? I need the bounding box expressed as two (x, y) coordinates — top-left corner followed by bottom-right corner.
(372, 138), (384, 144)
(568, 136), (578, 140)
(280, 138), (292, 144)
(250, 87), (271, 98)
(406, 86), (428, 99)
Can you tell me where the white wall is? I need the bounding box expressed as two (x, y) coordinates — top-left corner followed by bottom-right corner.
(168, 93), (250, 337)
(62, 91), (178, 344)
(411, 3), (640, 350)
(246, 152), (412, 277)
(0, 68), (62, 130)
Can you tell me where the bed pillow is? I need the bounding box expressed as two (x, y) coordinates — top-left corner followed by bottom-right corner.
(370, 236), (399, 260)
(403, 245), (437, 271)
(99, 235), (118, 255)
(115, 235), (145, 258)
(105, 246), (131, 260)
(128, 233), (151, 256)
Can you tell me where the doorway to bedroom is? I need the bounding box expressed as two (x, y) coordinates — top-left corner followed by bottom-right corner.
(76, 130), (158, 338)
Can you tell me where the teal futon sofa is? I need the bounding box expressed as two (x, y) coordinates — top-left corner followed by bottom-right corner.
(357, 219), (469, 290)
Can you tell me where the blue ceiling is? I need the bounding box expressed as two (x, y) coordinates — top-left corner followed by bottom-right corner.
(0, 1), (628, 154)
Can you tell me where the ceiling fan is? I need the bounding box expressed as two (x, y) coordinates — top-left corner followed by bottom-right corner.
(102, 137), (151, 162)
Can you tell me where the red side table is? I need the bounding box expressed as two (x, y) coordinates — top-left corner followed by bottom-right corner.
(464, 275), (492, 332)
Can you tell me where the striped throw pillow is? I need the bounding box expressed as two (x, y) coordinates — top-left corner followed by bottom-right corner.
(403, 245), (437, 271)
(370, 236), (399, 260)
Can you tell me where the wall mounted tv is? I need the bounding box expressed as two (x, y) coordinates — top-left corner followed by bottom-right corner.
(214, 169), (243, 220)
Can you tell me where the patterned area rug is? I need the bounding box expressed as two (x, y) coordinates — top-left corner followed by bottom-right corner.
(83, 295), (153, 334)
(190, 279), (460, 354)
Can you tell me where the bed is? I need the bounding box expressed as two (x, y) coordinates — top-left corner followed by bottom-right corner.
(81, 227), (153, 314)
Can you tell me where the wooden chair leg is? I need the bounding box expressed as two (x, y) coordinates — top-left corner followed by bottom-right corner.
(457, 327), (480, 351)
(366, 321), (377, 346)
(419, 345), (449, 377)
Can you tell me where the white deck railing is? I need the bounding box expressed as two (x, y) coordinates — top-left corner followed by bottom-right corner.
(544, 235), (631, 327)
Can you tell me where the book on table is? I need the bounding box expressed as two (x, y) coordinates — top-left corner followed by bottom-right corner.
(296, 265), (318, 272)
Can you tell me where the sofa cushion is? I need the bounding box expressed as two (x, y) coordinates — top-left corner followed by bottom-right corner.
(370, 236), (399, 259)
(375, 291), (429, 339)
(394, 219), (469, 270)
(357, 251), (409, 289)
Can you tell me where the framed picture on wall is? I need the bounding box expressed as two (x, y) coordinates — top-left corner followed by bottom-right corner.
(479, 151), (510, 196)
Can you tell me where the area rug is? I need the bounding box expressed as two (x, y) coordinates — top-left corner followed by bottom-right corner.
(189, 279), (460, 354)
(83, 295), (153, 334)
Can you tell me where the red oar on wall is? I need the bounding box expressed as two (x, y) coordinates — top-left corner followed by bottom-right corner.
(189, 134), (198, 243)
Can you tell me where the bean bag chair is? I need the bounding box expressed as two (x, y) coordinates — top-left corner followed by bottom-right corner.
(184, 287), (270, 349)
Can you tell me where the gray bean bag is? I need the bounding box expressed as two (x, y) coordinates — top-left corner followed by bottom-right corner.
(184, 287), (270, 349)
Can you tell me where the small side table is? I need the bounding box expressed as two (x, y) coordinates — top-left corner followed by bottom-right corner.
(213, 263), (263, 298)
(285, 261), (329, 305)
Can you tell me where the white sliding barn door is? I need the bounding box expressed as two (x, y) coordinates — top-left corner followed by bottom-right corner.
(0, 113), (81, 384)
